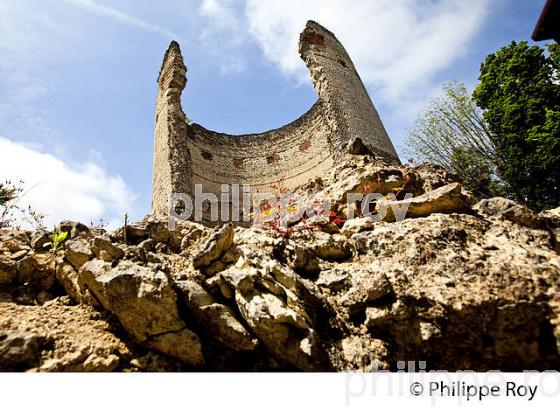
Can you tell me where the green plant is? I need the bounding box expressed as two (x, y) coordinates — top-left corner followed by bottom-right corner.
(47, 230), (68, 252)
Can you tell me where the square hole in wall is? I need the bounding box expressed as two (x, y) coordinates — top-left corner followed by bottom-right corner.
(267, 154), (280, 164)
(201, 150), (213, 161)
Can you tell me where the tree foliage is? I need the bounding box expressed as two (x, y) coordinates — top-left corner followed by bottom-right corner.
(405, 81), (505, 198)
(473, 42), (560, 211)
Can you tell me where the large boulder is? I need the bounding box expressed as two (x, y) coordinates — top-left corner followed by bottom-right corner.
(175, 279), (257, 351)
(383, 182), (472, 221)
(64, 239), (94, 270)
(338, 212), (560, 370)
(474, 197), (544, 228)
(193, 223), (234, 269)
(220, 248), (324, 370)
(79, 259), (203, 366)
(91, 236), (124, 262)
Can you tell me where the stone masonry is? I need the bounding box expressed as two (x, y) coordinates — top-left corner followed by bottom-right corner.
(151, 20), (400, 219)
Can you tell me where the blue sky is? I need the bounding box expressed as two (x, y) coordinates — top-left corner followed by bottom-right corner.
(0, 0), (552, 227)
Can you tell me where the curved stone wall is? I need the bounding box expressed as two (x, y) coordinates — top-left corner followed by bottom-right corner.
(188, 100), (334, 195)
(151, 21), (400, 217)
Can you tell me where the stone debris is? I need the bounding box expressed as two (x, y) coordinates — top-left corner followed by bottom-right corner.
(174, 279), (258, 351)
(1, 152), (560, 371)
(192, 223), (234, 269)
(79, 259), (204, 366)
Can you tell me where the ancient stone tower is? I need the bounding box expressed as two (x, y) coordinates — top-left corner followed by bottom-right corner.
(152, 20), (400, 219)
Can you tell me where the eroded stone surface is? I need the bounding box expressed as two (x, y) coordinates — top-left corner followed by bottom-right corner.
(1, 161), (560, 372)
(80, 259), (203, 366)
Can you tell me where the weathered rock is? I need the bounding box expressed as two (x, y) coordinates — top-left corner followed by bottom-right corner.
(180, 225), (207, 251)
(364, 305), (399, 328)
(0, 255), (17, 284)
(384, 182), (472, 221)
(0, 299), (136, 371)
(205, 273), (234, 300)
(0, 330), (49, 371)
(409, 163), (460, 193)
(277, 241), (320, 277)
(146, 220), (171, 243)
(339, 269), (393, 313)
(323, 165), (404, 207)
(64, 239), (94, 270)
(124, 221), (149, 242)
(334, 335), (388, 371)
(0, 229), (30, 247)
(302, 231), (352, 262)
(193, 223), (234, 269)
(341, 217), (373, 237)
(55, 262), (97, 305)
(1, 149), (560, 372)
(542, 207), (560, 220)
(315, 269), (349, 291)
(175, 279), (257, 351)
(221, 252), (322, 370)
(16, 253), (55, 290)
(474, 197), (543, 228)
(91, 236), (124, 262)
(16, 255), (39, 284)
(137, 238), (155, 252)
(540, 207), (560, 253)
(56, 262), (83, 302)
(58, 221), (90, 239)
(79, 259), (203, 365)
(147, 329), (201, 365)
(473, 197), (518, 216)
(31, 232), (50, 251)
(122, 219), (175, 245)
(338, 213), (560, 369)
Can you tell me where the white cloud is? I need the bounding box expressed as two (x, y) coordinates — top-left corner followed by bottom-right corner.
(200, 0), (240, 32)
(62, 0), (179, 39)
(241, 0), (490, 101)
(0, 137), (138, 229)
(197, 0), (249, 74)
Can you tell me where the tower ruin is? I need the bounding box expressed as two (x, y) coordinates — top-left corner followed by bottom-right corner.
(151, 20), (400, 219)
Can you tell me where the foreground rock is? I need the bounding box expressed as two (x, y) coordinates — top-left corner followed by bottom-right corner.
(80, 260), (204, 366)
(0, 298), (129, 371)
(220, 251), (322, 370)
(1, 154), (559, 371)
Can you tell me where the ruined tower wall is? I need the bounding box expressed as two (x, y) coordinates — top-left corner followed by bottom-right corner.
(152, 41), (192, 216)
(151, 21), (400, 219)
(188, 100), (334, 195)
(299, 21), (399, 161)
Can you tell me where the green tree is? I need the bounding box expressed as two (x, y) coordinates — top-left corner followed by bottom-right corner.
(406, 81), (506, 198)
(473, 42), (560, 211)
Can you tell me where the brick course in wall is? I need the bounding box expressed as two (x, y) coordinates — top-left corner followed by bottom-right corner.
(151, 20), (400, 218)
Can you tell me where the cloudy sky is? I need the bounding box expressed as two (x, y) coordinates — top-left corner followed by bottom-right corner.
(0, 0), (550, 227)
